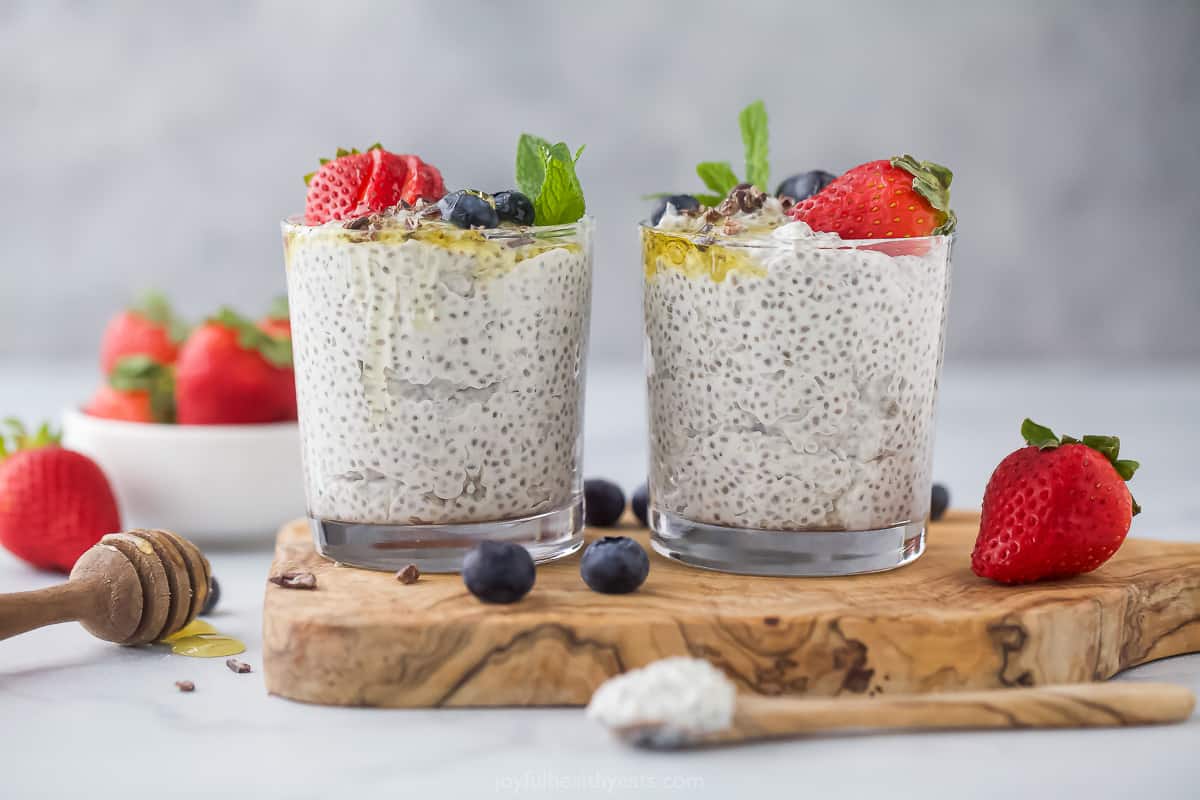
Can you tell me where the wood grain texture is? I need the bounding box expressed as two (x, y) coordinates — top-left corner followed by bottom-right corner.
(262, 512), (1200, 708)
(666, 683), (1197, 748)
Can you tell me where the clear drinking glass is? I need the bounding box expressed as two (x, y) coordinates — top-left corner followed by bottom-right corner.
(641, 224), (953, 575)
(282, 215), (593, 571)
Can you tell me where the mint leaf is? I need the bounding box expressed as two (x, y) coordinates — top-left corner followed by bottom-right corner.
(515, 134), (588, 225)
(696, 161), (740, 197)
(533, 143), (586, 225)
(516, 133), (552, 199)
(695, 193), (723, 207)
(546, 141), (574, 165)
(739, 100), (769, 191)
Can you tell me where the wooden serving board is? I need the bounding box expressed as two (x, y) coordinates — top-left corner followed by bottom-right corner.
(262, 512), (1200, 707)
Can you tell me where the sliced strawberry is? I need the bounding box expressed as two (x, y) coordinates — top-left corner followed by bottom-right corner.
(359, 148), (410, 212)
(303, 145), (446, 224)
(399, 155), (446, 205)
(790, 155), (955, 240)
(304, 149), (373, 225)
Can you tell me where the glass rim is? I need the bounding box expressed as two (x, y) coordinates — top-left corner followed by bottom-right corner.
(639, 220), (955, 250)
(282, 213), (593, 238)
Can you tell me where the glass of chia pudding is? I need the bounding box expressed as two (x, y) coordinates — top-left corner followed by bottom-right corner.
(283, 140), (592, 571)
(642, 123), (956, 575)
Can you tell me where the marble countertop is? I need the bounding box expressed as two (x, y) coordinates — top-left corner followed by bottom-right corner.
(2, 360), (1198, 799)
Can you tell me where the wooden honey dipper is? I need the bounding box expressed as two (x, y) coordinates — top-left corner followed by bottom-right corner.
(0, 529), (211, 645)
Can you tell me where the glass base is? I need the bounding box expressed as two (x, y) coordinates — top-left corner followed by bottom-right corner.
(649, 507), (925, 577)
(310, 499), (585, 573)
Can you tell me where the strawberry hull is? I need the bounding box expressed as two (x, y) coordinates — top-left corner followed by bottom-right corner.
(281, 213), (593, 572)
(642, 219), (953, 576)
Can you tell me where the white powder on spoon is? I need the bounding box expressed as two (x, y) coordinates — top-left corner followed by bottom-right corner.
(586, 657), (737, 738)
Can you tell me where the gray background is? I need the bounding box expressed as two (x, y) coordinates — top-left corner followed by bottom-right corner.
(1, 0), (1198, 365)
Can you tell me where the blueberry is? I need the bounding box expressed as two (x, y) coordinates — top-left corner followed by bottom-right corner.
(580, 536), (650, 594)
(493, 190), (535, 226)
(201, 576), (219, 616)
(438, 190), (499, 229)
(649, 194), (700, 226)
(775, 170), (836, 201)
(584, 478), (626, 527)
(931, 483), (950, 521)
(462, 541), (536, 603)
(631, 482), (649, 527)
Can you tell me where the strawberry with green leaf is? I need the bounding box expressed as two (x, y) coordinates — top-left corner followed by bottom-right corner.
(99, 291), (189, 374)
(84, 355), (176, 423)
(971, 419), (1140, 584)
(789, 155), (956, 239)
(175, 309), (297, 425)
(0, 420), (121, 572)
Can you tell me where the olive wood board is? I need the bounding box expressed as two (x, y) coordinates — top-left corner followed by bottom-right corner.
(262, 511), (1200, 708)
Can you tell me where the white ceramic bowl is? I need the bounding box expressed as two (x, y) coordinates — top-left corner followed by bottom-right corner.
(62, 409), (306, 546)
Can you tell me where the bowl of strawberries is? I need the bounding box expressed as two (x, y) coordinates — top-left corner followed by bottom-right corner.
(61, 293), (305, 543)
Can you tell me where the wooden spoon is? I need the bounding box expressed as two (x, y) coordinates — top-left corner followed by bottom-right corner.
(610, 683), (1197, 749)
(0, 529), (209, 646)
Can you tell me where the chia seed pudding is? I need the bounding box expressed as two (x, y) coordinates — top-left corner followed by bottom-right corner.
(283, 210), (593, 570)
(643, 196), (953, 575)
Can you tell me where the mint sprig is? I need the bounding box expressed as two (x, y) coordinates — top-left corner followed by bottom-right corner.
(515, 134), (587, 225)
(1020, 418), (1141, 515)
(653, 100), (772, 205)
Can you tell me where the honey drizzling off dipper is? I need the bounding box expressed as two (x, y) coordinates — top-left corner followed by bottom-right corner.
(0, 529), (211, 645)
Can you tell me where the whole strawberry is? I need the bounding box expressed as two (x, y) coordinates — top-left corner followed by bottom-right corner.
(84, 355), (176, 423)
(0, 421), (121, 572)
(303, 145), (446, 224)
(972, 419), (1140, 584)
(99, 291), (189, 374)
(790, 155), (956, 239)
(175, 308), (296, 425)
